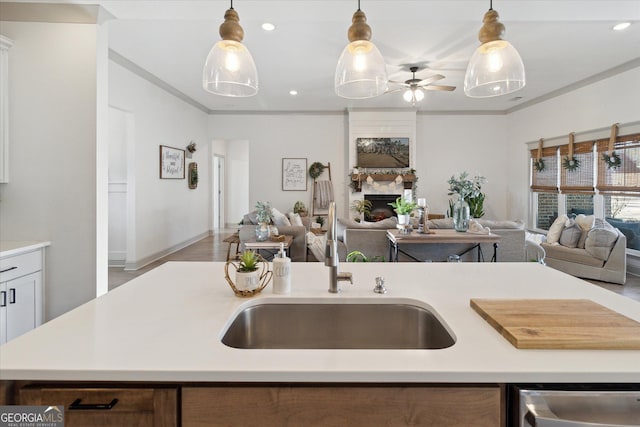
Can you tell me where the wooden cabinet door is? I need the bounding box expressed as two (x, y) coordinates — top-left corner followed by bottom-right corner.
(19, 386), (177, 427)
(183, 385), (503, 427)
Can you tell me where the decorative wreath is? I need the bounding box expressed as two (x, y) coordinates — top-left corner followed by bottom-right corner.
(308, 162), (325, 179)
(602, 152), (621, 170)
(562, 156), (580, 172)
(533, 158), (545, 172)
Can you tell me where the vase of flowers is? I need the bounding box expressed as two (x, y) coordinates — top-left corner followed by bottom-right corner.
(452, 195), (471, 232)
(448, 172), (486, 232)
(255, 201), (273, 242)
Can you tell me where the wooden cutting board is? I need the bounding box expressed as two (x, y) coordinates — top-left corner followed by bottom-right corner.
(470, 299), (640, 350)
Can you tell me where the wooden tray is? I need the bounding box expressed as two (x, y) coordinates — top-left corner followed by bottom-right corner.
(470, 299), (640, 350)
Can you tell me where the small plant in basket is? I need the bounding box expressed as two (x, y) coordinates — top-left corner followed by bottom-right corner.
(238, 250), (259, 272)
(235, 250), (260, 291)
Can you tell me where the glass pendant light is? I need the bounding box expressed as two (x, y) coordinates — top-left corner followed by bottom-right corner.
(203, 1), (258, 97)
(335, 0), (388, 99)
(464, 0), (525, 98)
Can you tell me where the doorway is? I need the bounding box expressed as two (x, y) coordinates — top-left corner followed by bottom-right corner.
(213, 154), (225, 229)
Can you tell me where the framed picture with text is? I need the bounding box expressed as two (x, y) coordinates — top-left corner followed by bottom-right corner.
(160, 145), (185, 179)
(282, 158), (307, 191)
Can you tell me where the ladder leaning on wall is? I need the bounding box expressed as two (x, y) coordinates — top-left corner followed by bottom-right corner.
(311, 162), (333, 217)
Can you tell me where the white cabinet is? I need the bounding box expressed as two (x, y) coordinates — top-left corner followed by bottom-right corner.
(0, 243), (47, 344)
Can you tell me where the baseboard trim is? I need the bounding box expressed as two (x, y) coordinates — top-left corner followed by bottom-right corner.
(124, 231), (212, 271)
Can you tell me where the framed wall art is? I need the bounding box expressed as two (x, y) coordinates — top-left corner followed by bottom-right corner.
(282, 158), (307, 191)
(356, 137), (410, 168)
(159, 145), (185, 179)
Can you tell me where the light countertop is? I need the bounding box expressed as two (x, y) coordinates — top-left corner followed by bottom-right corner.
(1, 262), (639, 383)
(0, 241), (50, 258)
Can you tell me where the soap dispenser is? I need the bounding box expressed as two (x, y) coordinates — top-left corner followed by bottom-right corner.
(272, 242), (291, 294)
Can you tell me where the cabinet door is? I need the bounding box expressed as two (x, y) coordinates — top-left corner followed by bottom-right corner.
(2, 272), (39, 342)
(183, 385), (503, 427)
(19, 386), (177, 427)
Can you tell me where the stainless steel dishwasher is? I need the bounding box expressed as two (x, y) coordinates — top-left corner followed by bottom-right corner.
(514, 387), (640, 427)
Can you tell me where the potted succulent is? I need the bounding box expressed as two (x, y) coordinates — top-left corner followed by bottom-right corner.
(235, 250), (260, 291)
(293, 201), (308, 217)
(388, 197), (417, 226)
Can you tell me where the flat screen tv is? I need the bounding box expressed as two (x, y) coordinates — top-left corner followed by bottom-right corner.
(356, 137), (410, 168)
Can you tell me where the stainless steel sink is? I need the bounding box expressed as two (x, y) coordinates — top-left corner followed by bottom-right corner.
(221, 300), (455, 349)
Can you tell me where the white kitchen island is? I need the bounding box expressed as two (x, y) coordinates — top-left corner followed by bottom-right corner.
(1, 261), (638, 383)
(0, 262), (638, 426)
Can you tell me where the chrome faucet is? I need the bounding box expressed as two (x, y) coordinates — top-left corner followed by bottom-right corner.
(325, 202), (352, 293)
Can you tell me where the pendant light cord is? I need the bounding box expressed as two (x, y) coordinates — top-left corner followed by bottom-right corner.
(357, 0), (361, 11)
(489, 0), (493, 10)
(230, 0), (234, 10)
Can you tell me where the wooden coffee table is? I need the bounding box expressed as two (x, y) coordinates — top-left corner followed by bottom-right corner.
(243, 235), (294, 260)
(386, 229), (501, 262)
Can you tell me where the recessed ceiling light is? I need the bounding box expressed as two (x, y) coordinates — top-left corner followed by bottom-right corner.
(289, 90), (298, 96)
(262, 23), (275, 31)
(612, 22), (631, 31)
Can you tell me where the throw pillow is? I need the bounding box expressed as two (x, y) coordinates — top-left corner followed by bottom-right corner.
(584, 227), (619, 261)
(546, 214), (569, 245)
(574, 214), (595, 249)
(271, 208), (291, 227)
(288, 212), (304, 227)
(559, 221), (581, 248)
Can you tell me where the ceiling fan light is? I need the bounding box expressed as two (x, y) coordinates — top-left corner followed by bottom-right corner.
(403, 89), (413, 102)
(202, 6), (258, 97)
(414, 88), (425, 102)
(464, 40), (524, 97)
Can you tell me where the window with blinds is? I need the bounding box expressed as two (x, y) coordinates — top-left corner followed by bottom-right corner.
(530, 147), (558, 193)
(596, 133), (640, 195)
(559, 141), (594, 193)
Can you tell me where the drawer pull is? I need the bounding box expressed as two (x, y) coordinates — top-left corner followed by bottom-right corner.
(0, 291), (5, 307)
(8, 288), (15, 304)
(69, 398), (118, 410)
(0, 266), (18, 274)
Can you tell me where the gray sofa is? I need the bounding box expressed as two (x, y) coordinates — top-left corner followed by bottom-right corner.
(335, 217), (526, 262)
(239, 213), (311, 262)
(542, 228), (626, 285)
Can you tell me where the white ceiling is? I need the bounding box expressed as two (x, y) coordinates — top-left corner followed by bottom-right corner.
(5, 0), (640, 113)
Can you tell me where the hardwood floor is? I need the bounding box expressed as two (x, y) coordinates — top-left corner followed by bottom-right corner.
(109, 232), (640, 302)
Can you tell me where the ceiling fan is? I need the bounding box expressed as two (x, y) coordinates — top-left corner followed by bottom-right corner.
(387, 66), (456, 106)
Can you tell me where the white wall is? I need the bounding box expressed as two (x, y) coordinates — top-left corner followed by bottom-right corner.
(0, 21), (104, 320)
(416, 114), (509, 219)
(109, 60), (211, 269)
(506, 66), (640, 222)
(208, 114), (348, 219)
(207, 112), (510, 221)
